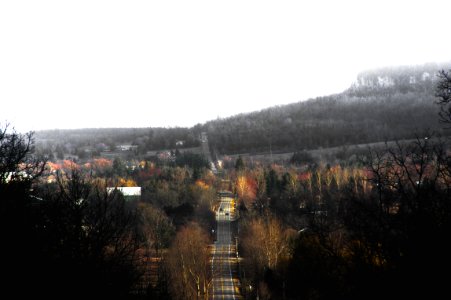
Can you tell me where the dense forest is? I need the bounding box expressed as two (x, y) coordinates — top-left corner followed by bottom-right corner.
(35, 127), (201, 158)
(201, 63), (448, 155)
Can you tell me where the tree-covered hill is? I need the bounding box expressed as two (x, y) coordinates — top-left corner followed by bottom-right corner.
(200, 62), (450, 155)
(35, 62), (451, 158)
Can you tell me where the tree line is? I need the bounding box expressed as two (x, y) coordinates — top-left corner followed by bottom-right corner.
(35, 63), (451, 161)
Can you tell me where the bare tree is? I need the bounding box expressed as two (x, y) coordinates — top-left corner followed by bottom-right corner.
(30, 168), (146, 298)
(166, 222), (211, 300)
(139, 202), (175, 257)
(0, 123), (46, 187)
(436, 69), (451, 126)
(0, 123), (47, 298)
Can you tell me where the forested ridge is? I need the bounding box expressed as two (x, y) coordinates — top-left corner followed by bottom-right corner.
(35, 62), (450, 157)
(201, 63), (449, 154)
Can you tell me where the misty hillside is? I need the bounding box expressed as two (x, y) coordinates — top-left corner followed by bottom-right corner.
(35, 127), (201, 154)
(36, 62), (450, 157)
(200, 62), (450, 155)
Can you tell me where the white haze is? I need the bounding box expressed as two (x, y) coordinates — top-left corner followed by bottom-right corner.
(1, 0), (450, 132)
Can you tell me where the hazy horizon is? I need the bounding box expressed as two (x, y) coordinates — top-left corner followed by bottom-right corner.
(2, 0), (451, 132)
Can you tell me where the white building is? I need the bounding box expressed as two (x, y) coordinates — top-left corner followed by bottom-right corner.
(107, 187), (141, 197)
(116, 145), (138, 151)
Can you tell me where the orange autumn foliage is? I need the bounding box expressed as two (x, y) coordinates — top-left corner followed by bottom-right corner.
(195, 180), (210, 190)
(92, 158), (113, 169)
(118, 178), (138, 187)
(236, 175), (257, 206)
(62, 160), (79, 170)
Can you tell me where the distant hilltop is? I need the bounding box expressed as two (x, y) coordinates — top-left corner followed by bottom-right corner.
(348, 62), (451, 93)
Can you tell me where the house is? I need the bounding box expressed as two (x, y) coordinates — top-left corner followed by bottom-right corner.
(107, 187), (141, 199)
(116, 145), (138, 151)
(157, 151), (174, 161)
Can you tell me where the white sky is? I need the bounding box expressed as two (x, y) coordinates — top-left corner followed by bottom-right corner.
(1, 0), (450, 132)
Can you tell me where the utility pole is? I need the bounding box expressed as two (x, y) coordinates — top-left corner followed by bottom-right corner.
(269, 140), (273, 164)
(267, 130), (273, 164)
